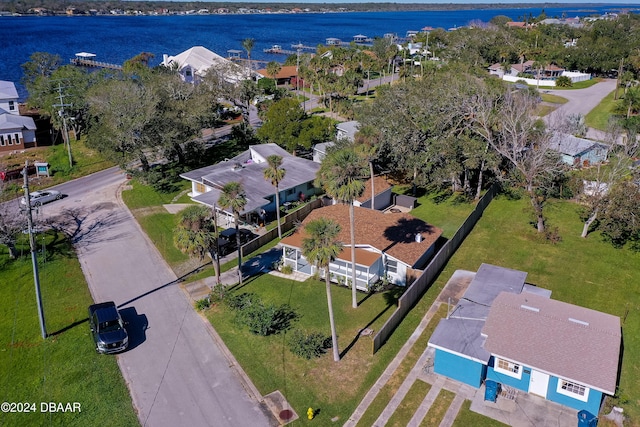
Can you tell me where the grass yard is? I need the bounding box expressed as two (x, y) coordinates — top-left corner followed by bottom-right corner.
(204, 274), (447, 426)
(420, 388), (455, 426)
(540, 93), (568, 104)
(585, 89), (619, 131)
(385, 380), (431, 427)
(398, 188), (478, 238)
(452, 400), (508, 427)
(0, 232), (137, 426)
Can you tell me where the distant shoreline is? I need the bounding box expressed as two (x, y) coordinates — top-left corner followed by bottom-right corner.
(1, 2), (637, 17)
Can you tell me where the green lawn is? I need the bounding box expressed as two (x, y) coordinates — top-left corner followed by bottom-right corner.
(585, 89), (618, 131)
(205, 274), (441, 426)
(0, 232), (138, 426)
(420, 389), (455, 426)
(453, 400), (508, 427)
(386, 380), (431, 427)
(540, 93), (568, 104)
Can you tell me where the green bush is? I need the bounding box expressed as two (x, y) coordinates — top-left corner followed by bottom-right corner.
(556, 76), (572, 87)
(226, 293), (298, 336)
(195, 297), (211, 311)
(281, 264), (293, 274)
(288, 329), (332, 359)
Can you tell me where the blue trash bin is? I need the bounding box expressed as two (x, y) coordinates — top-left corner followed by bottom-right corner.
(577, 410), (598, 427)
(484, 380), (499, 402)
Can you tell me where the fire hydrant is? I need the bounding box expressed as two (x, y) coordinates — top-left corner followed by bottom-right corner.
(307, 407), (314, 420)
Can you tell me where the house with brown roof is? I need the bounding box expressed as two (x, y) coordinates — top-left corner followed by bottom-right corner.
(256, 65), (298, 86)
(354, 175), (393, 211)
(279, 204), (442, 289)
(428, 264), (621, 416)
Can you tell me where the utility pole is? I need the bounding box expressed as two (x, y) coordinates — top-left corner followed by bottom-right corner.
(614, 58), (624, 101)
(22, 161), (47, 339)
(53, 82), (73, 169)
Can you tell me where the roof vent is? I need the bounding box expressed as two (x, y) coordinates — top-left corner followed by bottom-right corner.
(520, 304), (539, 312)
(569, 318), (589, 326)
(232, 162), (243, 171)
(415, 233), (422, 243)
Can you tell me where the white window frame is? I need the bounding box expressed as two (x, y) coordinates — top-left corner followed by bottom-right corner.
(556, 379), (589, 402)
(386, 258), (398, 274)
(493, 357), (522, 380)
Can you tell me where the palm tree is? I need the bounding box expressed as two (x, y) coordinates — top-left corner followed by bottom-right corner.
(242, 38), (255, 78)
(174, 205), (221, 284)
(217, 181), (247, 285)
(266, 61), (282, 91)
(301, 218), (342, 362)
(316, 147), (366, 308)
(354, 125), (381, 210)
(263, 155), (286, 239)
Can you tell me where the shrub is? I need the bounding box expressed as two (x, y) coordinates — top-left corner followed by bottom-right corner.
(281, 264), (293, 274)
(288, 329), (332, 359)
(227, 293), (299, 336)
(195, 297), (211, 311)
(556, 76), (572, 88)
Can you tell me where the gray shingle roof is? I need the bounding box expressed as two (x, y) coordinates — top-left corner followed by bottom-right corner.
(550, 133), (607, 157)
(428, 264), (527, 362)
(482, 292), (620, 394)
(181, 143), (319, 214)
(0, 111), (36, 131)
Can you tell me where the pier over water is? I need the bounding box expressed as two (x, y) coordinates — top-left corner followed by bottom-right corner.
(70, 52), (123, 70)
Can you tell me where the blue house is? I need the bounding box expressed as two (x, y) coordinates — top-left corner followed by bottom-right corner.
(550, 133), (609, 167)
(428, 264), (621, 415)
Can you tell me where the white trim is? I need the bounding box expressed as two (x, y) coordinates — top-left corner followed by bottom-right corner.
(556, 378), (590, 402)
(493, 356), (522, 380)
(427, 343), (488, 365)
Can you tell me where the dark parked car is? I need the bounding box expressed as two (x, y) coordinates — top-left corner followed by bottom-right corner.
(89, 301), (128, 354)
(219, 228), (254, 249)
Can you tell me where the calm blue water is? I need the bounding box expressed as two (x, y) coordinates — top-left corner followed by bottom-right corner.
(1, 5), (637, 99)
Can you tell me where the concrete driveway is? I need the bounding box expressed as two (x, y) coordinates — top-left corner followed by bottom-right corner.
(42, 168), (272, 427)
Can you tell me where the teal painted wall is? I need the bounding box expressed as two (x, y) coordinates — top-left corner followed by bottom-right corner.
(433, 349), (485, 388)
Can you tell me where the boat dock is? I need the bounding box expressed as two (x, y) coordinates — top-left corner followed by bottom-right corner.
(263, 43), (316, 55)
(70, 52), (122, 70)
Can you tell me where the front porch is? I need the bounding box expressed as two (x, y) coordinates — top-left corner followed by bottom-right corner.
(281, 246), (379, 291)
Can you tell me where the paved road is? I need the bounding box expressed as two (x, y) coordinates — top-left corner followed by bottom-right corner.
(40, 168), (272, 427)
(543, 78), (617, 141)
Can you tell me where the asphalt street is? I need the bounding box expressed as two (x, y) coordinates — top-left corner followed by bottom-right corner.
(543, 78), (617, 141)
(39, 168), (272, 427)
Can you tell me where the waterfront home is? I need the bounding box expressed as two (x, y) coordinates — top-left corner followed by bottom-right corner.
(180, 143), (319, 222)
(279, 204), (442, 289)
(162, 46), (249, 84)
(428, 264), (620, 416)
(0, 81), (36, 153)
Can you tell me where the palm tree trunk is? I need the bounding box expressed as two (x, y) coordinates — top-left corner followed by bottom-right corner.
(275, 186), (282, 239)
(349, 203), (358, 308)
(325, 269), (340, 361)
(234, 211), (243, 285)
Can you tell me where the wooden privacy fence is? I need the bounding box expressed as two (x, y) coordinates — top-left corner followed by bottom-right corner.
(371, 184), (499, 353)
(241, 198), (322, 257)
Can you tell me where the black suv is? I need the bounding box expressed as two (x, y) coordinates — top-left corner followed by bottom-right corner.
(89, 302), (129, 354)
(219, 228), (254, 249)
